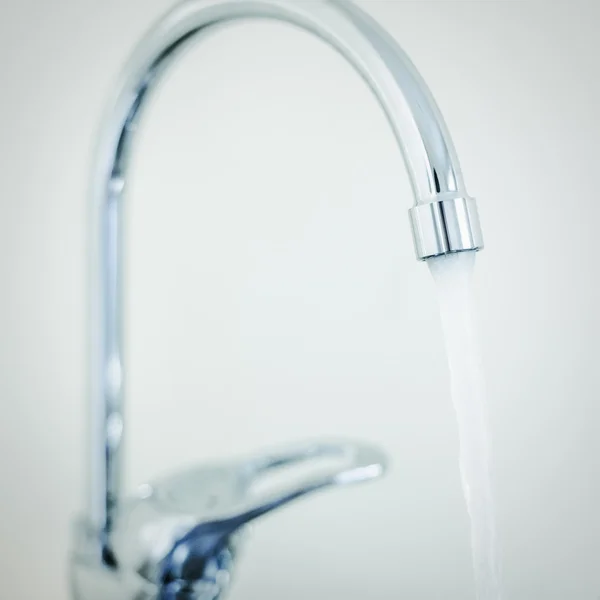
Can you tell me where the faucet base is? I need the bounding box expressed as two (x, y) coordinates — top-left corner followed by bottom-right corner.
(71, 519), (243, 600)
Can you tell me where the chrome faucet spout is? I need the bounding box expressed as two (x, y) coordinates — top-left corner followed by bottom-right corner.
(75, 1), (484, 599)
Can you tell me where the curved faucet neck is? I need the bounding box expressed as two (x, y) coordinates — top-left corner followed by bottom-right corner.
(87, 0), (482, 539)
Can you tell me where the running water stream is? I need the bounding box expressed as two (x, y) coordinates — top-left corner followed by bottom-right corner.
(428, 252), (503, 600)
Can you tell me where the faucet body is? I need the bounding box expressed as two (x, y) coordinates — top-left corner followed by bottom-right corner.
(72, 1), (483, 599)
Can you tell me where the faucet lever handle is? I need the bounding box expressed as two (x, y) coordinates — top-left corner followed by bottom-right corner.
(235, 439), (388, 523)
(71, 439), (387, 600)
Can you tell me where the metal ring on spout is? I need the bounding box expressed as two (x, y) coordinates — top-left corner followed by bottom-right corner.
(409, 197), (484, 260)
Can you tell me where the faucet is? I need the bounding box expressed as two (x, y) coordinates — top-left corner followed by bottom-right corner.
(70, 1), (484, 599)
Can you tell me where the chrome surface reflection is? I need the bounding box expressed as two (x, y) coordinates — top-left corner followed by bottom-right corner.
(72, 441), (386, 600)
(73, 0), (484, 598)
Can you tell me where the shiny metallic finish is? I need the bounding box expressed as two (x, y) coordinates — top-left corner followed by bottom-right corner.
(71, 440), (386, 600)
(87, 0), (482, 542)
(74, 0), (484, 598)
(409, 197), (484, 260)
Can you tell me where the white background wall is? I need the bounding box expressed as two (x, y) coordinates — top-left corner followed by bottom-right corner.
(1, 1), (599, 599)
